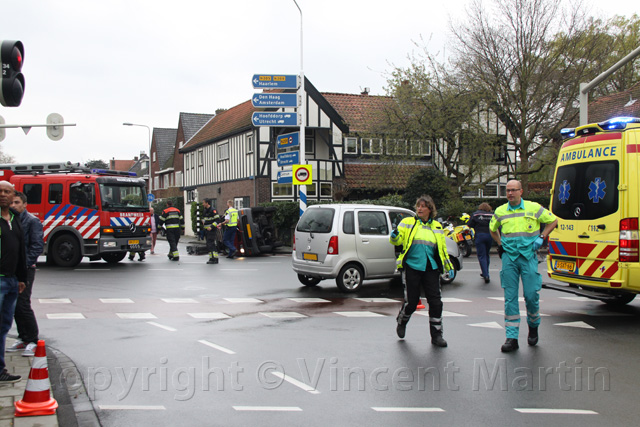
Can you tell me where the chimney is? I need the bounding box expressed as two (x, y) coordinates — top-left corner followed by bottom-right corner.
(361, 87), (370, 96)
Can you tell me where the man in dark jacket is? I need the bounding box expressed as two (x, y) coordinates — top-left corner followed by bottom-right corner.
(9, 192), (44, 357)
(468, 203), (494, 283)
(202, 199), (221, 264)
(159, 200), (184, 261)
(0, 181), (27, 383)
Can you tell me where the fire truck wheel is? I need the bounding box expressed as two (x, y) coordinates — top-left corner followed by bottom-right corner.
(51, 234), (82, 268)
(101, 253), (127, 264)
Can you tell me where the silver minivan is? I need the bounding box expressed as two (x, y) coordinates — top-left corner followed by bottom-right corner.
(292, 204), (464, 292)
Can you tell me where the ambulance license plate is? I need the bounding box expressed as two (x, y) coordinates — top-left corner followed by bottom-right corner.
(303, 253), (318, 261)
(556, 260), (575, 272)
(128, 239), (140, 249)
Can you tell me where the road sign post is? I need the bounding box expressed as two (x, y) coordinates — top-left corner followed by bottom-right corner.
(252, 74), (299, 89)
(251, 112), (298, 127)
(252, 93), (299, 108)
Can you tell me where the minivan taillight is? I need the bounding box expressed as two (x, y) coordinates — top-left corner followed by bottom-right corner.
(619, 218), (639, 262)
(327, 236), (338, 255)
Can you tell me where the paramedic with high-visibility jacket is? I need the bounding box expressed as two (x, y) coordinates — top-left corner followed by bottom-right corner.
(489, 180), (557, 353)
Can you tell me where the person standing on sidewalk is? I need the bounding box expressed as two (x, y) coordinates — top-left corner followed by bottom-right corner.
(468, 202), (494, 283)
(149, 207), (159, 255)
(0, 181), (27, 383)
(490, 180), (558, 353)
(8, 192), (43, 357)
(202, 199), (221, 264)
(219, 199), (239, 258)
(159, 200), (184, 261)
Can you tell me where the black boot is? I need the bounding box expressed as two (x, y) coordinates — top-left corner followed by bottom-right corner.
(396, 322), (406, 339)
(528, 326), (538, 346)
(501, 338), (519, 352)
(430, 324), (448, 347)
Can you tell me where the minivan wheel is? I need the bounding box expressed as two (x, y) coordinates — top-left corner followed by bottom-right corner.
(603, 292), (636, 306)
(336, 264), (363, 292)
(298, 274), (321, 287)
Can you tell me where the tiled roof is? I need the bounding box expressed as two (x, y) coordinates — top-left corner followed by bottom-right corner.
(180, 112), (214, 143)
(589, 82), (640, 123)
(153, 128), (178, 168)
(322, 93), (394, 134)
(344, 162), (428, 190)
(180, 100), (254, 152)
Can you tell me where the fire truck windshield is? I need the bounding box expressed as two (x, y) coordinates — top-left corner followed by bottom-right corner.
(99, 183), (147, 211)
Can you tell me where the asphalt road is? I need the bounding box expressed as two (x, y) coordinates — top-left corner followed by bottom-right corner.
(19, 239), (640, 427)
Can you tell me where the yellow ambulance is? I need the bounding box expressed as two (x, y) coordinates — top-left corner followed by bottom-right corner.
(546, 116), (640, 305)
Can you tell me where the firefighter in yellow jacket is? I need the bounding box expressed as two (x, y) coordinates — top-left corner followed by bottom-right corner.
(390, 195), (454, 347)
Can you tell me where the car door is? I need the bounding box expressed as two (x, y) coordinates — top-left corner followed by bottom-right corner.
(355, 209), (395, 276)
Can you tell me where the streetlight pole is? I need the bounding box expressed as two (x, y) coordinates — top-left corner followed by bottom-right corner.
(123, 122), (153, 201)
(293, 0), (306, 217)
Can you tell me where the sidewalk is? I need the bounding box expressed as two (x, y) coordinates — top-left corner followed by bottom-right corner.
(0, 338), (58, 427)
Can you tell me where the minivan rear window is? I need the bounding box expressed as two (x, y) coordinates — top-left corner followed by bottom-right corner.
(297, 208), (335, 233)
(552, 160), (619, 220)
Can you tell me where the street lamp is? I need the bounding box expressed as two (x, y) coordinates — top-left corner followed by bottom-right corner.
(123, 122), (152, 200)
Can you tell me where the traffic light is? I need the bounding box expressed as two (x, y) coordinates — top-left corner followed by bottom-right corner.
(0, 40), (25, 107)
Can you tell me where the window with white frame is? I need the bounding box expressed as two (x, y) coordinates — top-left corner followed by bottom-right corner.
(190, 153), (195, 170)
(185, 154), (190, 170)
(320, 182), (332, 196)
(246, 134), (254, 154)
(175, 171), (182, 187)
(387, 139), (407, 155)
(410, 140), (423, 156)
(198, 150), (203, 166)
(154, 176), (159, 189)
(218, 143), (229, 160)
(305, 137), (314, 155)
(345, 137), (358, 154)
(306, 183), (317, 196)
(483, 184), (498, 197)
(272, 183), (293, 197)
(153, 152), (156, 162)
(361, 138), (382, 155)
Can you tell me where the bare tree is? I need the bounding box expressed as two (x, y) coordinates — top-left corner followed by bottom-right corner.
(450, 0), (608, 191)
(0, 145), (14, 164)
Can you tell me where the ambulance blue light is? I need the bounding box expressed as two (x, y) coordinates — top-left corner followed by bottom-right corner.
(560, 128), (575, 139)
(599, 116), (640, 130)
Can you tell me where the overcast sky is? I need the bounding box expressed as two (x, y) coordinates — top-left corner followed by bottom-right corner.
(0, 0), (633, 165)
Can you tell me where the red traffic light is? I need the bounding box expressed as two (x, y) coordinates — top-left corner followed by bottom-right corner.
(0, 40), (25, 107)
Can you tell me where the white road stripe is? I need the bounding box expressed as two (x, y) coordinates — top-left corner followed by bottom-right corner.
(372, 407), (445, 412)
(99, 405), (166, 410)
(100, 298), (134, 303)
(188, 313), (230, 319)
(46, 313), (85, 319)
(334, 311), (385, 317)
(116, 313), (157, 319)
(198, 339), (236, 354)
(149, 269), (184, 271)
(146, 322), (176, 332)
(39, 298), (71, 304)
(288, 298), (331, 303)
(269, 371), (320, 394)
(355, 298), (398, 303)
(260, 312), (307, 318)
(224, 298), (263, 303)
(161, 298), (198, 303)
(515, 408), (597, 414)
(441, 298), (472, 303)
(233, 406), (302, 412)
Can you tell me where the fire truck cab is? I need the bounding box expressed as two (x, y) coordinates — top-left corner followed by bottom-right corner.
(0, 162), (151, 267)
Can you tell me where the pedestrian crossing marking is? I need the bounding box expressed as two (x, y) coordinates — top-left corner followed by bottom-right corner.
(288, 298), (331, 303)
(260, 312), (307, 318)
(355, 298), (398, 303)
(515, 408), (597, 414)
(116, 313), (157, 319)
(223, 298), (263, 303)
(488, 297), (525, 302)
(147, 322), (176, 332)
(468, 321), (503, 329)
(161, 298), (199, 303)
(554, 321), (595, 329)
(334, 311), (386, 317)
(415, 311), (467, 317)
(198, 339), (235, 354)
(441, 298), (472, 303)
(46, 313), (85, 319)
(372, 407), (445, 412)
(39, 298), (72, 304)
(188, 313), (231, 319)
(100, 298), (134, 304)
(559, 296), (593, 302)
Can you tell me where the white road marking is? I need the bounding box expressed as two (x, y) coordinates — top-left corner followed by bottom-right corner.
(488, 297), (525, 302)
(260, 312), (307, 318)
(39, 298), (71, 304)
(468, 321), (503, 329)
(161, 298), (199, 303)
(146, 322), (176, 332)
(99, 405), (166, 410)
(515, 408), (597, 414)
(334, 311), (385, 317)
(149, 269), (184, 271)
(188, 313), (231, 319)
(100, 298), (134, 304)
(220, 269), (259, 271)
(198, 339), (236, 354)
(372, 407), (445, 412)
(223, 298), (263, 303)
(486, 310), (550, 317)
(269, 371), (320, 394)
(46, 313), (85, 319)
(355, 298), (398, 303)
(116, 313), (157, 319)
(441, 298), (472, 303)
(554, 321), (595, 329)
(288, 298), (331, 303)
(559, 296), (592, 302)
(415, 310), (467, 317)
(233, 406), (302, 412)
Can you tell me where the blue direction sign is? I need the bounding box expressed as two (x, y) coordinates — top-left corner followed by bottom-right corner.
(252, 93), (298, 108)
(252, 112), (298, 127)
(252, 74), (299, 89)
(277, 151), (299, 167)
(277, 132), (299, 149)
(277, 170), (293, 184)
(147, 193), (155, 202)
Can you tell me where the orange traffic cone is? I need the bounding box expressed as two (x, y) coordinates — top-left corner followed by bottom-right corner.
(417, 299), (425, 310)
(14, 340), (58, 417)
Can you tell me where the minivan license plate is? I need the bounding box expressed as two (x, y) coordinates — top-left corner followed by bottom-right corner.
(303, 253), (318, 261)
(556, 260), (575, 272)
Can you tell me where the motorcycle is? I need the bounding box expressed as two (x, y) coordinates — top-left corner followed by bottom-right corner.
(441, 214), (474, 258)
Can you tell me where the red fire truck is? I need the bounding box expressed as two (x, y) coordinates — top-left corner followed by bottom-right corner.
(0, 162), (151, 267)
